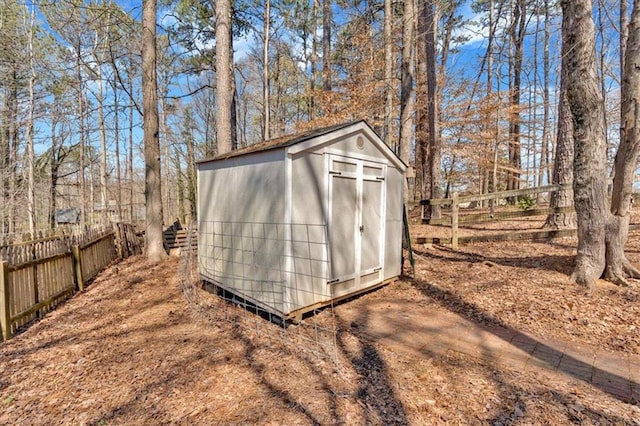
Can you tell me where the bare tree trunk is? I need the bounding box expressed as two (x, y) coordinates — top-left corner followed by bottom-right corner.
(507, 0), (525, 196)
(544, 52), (575, 229)
(76, 41), (86, 225)
(322, 0), (332, 93)
(26, 7), (36, 232)
(415, 1), (428, 201)
(174, 151), (185, 224)
(539, 0), (550, 190)
(49, 123), (58, 229)
(425, 0), (442, 219)
(185, 120), (197, 220)
(606, 0), (640, 285)
(487, 0), (495, 210)
(399, 0), (415, 203)
(96, 45), (109, 225)
(215, 0), (233, 155)
(562, 0), (610, 288)
(231, 81), (239, 149)
(383, 0), (393, 145)
(621, 0), (629, 126)
(142, 0), (167, 261)
(309, 0), (319, 120)
(263, 0), (270, 141)
(113, 79), (122, 223)
(128, 67), (135, 223)
(531, 6), (540, 192)
(160, 94), (171, 223)
(596, 0), (610, 153)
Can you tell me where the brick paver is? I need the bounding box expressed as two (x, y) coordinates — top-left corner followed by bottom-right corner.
(335, 300), (639, 403)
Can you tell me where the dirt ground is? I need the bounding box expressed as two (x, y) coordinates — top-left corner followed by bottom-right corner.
(1, 219), (640, 424)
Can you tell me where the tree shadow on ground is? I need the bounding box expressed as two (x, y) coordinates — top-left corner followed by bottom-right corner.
(413, 246), (575, 275)
(231, 323), (331, 425)
(334, 309), (409, 425)
(410, 277), (638, 404)
(228, 304), (409, 424)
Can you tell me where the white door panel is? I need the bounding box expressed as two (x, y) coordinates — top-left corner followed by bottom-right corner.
(328, 155), (385, 293)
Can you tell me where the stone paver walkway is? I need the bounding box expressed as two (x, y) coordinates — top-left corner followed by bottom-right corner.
(334, 299), (640, 404)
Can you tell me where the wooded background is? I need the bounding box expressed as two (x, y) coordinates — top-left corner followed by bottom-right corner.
(0, 0), (632, 234)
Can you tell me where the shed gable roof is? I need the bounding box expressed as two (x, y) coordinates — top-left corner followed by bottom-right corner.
(198, 120), (406, 170)
(199, 121), (360, 163)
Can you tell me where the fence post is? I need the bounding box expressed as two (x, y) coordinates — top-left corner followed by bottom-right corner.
(72, 245), (85, 291)
(451, 192), (459, 250)
(0, 261), (11, 341)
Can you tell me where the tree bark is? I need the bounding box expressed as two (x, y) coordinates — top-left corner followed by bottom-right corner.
(263, 0), (270, 141)
(415, 0), (428, 200)
(309, 0), (319, 120)
(142, 0), (167, 261)
(545, 81), (575, 229)
(215, 0), (233, 154)
(128, 62), (135, 223)
(425, 0), (442, 219)
(322, 0), (332, 92)
(96, 39), (109, 226)
(26, 7), (37, 232)
(383, 0), (393, 145)
(507, 0), (525, 196)
(562, 0), (610, 288)
(539, 0), (550, 190)
(621, 0), (629, 126)
(399, 0), (415, 203)
(76, 40), (87, 226)
(606, 0), (640, 285)
(113, 77), (122, 223)
(545, 8), (575, 230)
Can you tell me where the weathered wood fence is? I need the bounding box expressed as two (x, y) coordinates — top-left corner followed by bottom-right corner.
(163, 223), (197, 251)
(0, 226), (126, 341)
(420, 184), (574, 249)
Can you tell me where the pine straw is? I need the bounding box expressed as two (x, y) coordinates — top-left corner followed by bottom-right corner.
(0, 240), (638, 424)
(411, 235), (640, 355)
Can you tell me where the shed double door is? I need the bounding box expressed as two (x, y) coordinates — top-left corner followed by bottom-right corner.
(328, 155), (386, 296)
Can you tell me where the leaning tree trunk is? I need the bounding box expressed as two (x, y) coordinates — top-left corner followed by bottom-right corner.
(561, 0), (610, 289)
(605, 0), (640, 285)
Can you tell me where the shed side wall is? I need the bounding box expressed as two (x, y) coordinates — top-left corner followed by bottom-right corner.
(198, 149), (287, 314)
(290, 152), (330, 309)
(384, 166), (404, 280)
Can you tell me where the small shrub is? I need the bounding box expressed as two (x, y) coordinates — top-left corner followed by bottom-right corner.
(517, 195), (536, 211)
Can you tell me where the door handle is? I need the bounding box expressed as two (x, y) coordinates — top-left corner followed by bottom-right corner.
(360, 225), (364, 233)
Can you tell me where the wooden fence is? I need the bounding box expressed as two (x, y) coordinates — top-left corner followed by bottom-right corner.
(420, 184), (573, 249)
(163, 223), (197, 251)
(0, 227), (118, 341)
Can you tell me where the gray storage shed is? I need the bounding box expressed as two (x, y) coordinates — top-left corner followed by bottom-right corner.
(197, 120), (407, 320)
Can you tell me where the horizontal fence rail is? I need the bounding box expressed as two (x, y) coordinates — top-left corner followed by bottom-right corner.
(419, 184), (576, 250)
(0, 227), (120, 341)
(421, 183), (571, 207)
